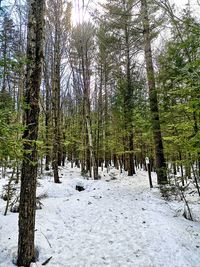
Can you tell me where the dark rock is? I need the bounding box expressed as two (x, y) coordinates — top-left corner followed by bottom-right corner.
(76, 185), (85, 192)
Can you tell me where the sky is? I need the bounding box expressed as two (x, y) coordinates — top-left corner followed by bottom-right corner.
(170, 0), (200, 15)
(3, 0), (200, 27)
(71, 0), (200, 26)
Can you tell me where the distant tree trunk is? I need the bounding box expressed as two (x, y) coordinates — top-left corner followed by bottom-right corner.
(44, 55), (51, 171)
(97, 66), (104, 170)
(192, 108), (200, 178)
(141, 0), (167, 185)
(124, 4), (135, 176)
(62, 131), (67, 166)
(81, 43), (98, 179)
(179, 151), (184, 179)
(1, 17), (9, 92)
(104, 79), (109, 168)
(128, 132), (135, 176)
(17, 0), (45, 266)
(2, 40), (7, 91)
(52, 24), (61, 183)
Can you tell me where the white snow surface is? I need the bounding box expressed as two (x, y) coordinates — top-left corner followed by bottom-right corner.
(1, 165), (200, 267)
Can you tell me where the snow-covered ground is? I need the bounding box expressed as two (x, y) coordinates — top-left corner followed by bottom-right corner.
(1, 165), (200, 267)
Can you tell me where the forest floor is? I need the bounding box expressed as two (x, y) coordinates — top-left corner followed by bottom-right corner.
(1, 165), (200, 267)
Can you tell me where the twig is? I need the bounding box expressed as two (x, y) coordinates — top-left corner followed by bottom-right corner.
(181, 191), (193, 221)
(39, 231), (52, 248)
(42, 256), (53, 266)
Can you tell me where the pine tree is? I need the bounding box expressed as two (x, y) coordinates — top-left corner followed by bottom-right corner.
(141, 0), (168, 184)
(17, 0), (45, 265)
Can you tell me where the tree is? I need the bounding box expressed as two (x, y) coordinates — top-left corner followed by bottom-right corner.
(45, 0), (71, 182)
(17, 0), (45, 265)
(98, 0), (144, 175)
(70, 22), (98, 179)
(141, 0), (168, 184)
(157, 9), (200, 182)
(0, 16), (14, 92)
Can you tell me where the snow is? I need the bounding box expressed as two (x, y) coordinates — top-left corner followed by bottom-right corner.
(1, 165), (200, 267)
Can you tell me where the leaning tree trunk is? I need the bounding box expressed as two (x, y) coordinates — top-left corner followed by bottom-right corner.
(141, 0), (168, 185)
(17, 0), (45, 266)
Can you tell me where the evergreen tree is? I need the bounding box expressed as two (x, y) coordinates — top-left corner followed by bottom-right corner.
(157, 10), (200, 181)
(141, 0), (168, 184)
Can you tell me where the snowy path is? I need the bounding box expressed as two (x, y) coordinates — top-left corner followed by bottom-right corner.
(1, 166), (200, 266)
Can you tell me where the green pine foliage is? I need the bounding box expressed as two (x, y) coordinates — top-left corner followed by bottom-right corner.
(0, 92), (22, 163)
(157, 11), (200, 178)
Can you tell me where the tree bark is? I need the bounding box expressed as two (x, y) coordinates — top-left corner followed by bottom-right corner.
(141, 0), (168, 184)
(124, 26), (135, 176)
(44, 52), (51, 171)
(52, 22), (61, 183)
(17, 0), (45, 266)
(81, 40), (98, 179)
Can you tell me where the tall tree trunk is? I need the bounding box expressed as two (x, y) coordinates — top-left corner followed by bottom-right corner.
(81, 44), (98, 179)
(17, 0), (45, 266)
(141, 0), (167, 184)
(104, 75), (109, 168)
(124, 19), (135, 176)
(2, 18), (8, 92)
(44, 59), (51, 171)
(97, 66), (104, 170)
(52, 24), (61, 183)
